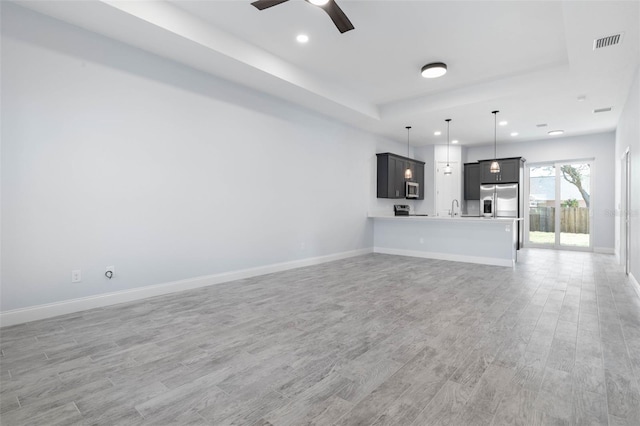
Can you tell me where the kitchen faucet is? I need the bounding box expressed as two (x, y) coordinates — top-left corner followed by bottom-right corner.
(451, 199), (459, 218)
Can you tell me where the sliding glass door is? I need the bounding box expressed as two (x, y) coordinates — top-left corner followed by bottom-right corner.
(559, 163), (591, 248)
(528, 165), (556, 246)
(527, 161), (592, 250)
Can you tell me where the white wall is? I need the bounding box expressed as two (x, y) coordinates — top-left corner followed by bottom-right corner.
(413, 145), (435, 214)
(0, 4), (405, 312)
(412, 144), (463, 216)
(615, 66), (640, 281)
(465, 132), (616, 251)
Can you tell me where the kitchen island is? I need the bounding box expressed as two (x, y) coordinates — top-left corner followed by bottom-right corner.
(369, 214), (523, 267)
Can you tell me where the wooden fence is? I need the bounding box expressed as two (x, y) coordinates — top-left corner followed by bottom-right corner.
(529, 207), (590, 234)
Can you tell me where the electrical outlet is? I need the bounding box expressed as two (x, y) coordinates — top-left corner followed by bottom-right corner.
(71, 269), (82, 283)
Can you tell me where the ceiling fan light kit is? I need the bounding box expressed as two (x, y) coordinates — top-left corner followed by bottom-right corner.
(421, 62), (447, 78)
(251, 0), (354, 33)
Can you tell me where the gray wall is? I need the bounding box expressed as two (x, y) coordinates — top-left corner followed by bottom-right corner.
(0, 4), (404, 311)
(465, 132), (616, 251)
(615, 66), (640, 282)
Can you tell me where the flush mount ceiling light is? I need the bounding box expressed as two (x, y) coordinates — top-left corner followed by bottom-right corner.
(444, 119), (452, 175)
(405, 126), (413, 179)
(296, 34), (309, 43)
(490, 110), (500, 174)
(421, 62), (447, 78)
(548, 130), (564, 136)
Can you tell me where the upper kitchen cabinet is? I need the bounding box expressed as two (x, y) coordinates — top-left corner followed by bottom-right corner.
(376, 153), (425, 199)
(415, 162), (425, 200)
(464, 163), (481, 200)
(480, 157), (524, 183)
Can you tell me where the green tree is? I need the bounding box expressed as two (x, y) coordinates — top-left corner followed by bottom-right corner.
(560, 165), (590, 208)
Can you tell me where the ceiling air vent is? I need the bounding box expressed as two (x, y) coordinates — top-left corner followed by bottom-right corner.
(593, 107), (612, 113)
(536, 123), (548, 128)
(593, 33), (623, 50)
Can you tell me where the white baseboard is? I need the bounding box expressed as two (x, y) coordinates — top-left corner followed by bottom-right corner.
(373, 247), (514, 268)
(594, 247), (615, 254)
(0, 248), (373, 327)
(630, 273), (640, 300)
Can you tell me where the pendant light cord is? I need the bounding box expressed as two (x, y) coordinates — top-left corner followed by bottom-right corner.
(494, 113), (497, 159)
(406, 126), (411, 157)
(492, 110), (499, 160)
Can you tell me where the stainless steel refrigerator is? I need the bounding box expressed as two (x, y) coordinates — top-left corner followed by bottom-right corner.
(481, 183), (523, 248)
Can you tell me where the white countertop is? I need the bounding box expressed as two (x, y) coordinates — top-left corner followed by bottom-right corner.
(368, 214), (523, 223)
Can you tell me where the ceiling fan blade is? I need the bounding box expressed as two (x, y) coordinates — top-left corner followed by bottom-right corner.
(251, 0), (290, 10)
(322, 0), (354, 33)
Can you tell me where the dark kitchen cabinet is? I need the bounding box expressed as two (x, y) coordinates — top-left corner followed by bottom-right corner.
(480, 158), (523, 183)
(415, 162), (425, 200)
(464, 163), (481, 200)
(392, 156), (406, 198)
(376, 153), (425, 199)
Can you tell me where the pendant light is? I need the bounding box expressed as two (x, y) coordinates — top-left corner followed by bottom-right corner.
(490, 110), (500, 174)
(404, 126), (413, 179)
(444, 119), (452, 175)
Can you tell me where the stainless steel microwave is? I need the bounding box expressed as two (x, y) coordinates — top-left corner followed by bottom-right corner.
(406, 181), (419, 198)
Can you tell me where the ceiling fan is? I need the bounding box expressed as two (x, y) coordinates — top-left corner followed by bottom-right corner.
(251, 0), (354, 34)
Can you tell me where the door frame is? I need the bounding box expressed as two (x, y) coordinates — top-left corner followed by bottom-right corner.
(524, 159), (594, 251)
(621, 147), (631, 274)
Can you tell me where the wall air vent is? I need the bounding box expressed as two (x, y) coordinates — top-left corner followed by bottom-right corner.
(593, 33), (623, 50)
(593, 107), (612, 113)
(536, 123), (548, 128)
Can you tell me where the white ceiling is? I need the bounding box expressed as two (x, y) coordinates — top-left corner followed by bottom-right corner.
(15, 0), (640, 147)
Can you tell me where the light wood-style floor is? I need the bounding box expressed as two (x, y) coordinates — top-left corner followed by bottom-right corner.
(1, 249), (639, 425)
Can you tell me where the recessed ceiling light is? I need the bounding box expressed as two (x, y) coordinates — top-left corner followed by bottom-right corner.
(548, 130), (564, 136)
(309, 0), (329, 5)
(510, 132), (519, 136)
(499, 121), (508, 126)
(296, 34), (309, 43)
(421, 62), (447, 78)
(434, 131), (441, 136)
(451, 140), (459, 144)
